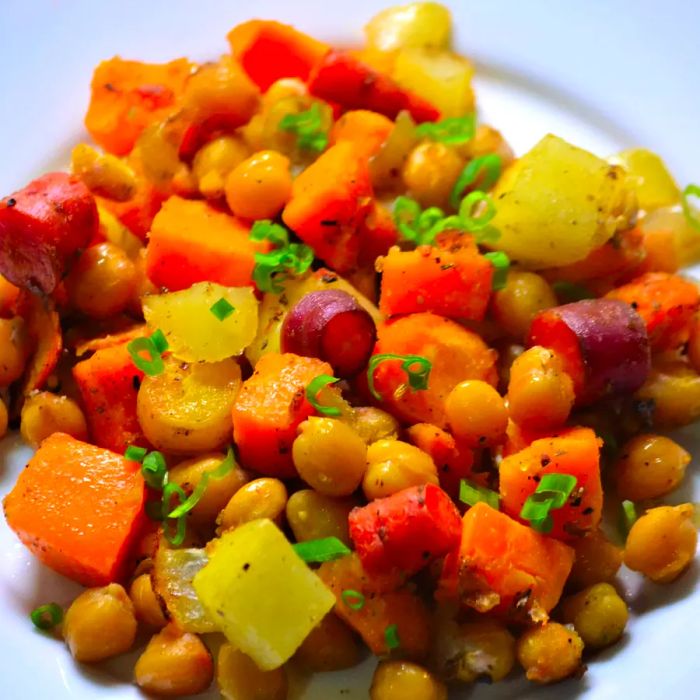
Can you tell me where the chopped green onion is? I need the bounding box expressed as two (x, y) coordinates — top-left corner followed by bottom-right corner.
(384, 623), (401, 650)
(552, 281), (594, 303)
(415, 115), (476, 145)
(124, 445), (148, 462)
(619, 499), (638, 538)
(483, 251), (510, 290)
(150, 329), (169, 355)
(367, 353), (432, 401)
(459, 190), (497, 231)
(459, 479), (500, 510)
(142, 451), (167, 490)
(167, 448), (236, 519)
(293, 536), (351, 563)
(279, 102), (329, 152)
(450, 154), (503, 208)
(210, 297), (235, 321)
(682, 184), (700, 232)
(341, 589), (366, 611)
(162, 482), (188, 547)
(306, 375), (341, 417)
(393, 196), (423, 243)
(520, 473), (577, 533)
(30, 603), (63, 631)
(250, 220), (290, 248)
(127, 336), (165, 376)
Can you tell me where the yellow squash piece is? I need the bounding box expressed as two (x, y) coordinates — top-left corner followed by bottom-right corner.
(193, 519), (336, 670)
(143, 281), (259, 363)
(365, 2), (452, 51)
(612, 147), (681, 211)
(491, 134), (635, 268)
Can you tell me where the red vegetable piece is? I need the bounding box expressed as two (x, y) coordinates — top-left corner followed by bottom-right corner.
(281, 289), (377, 378)
(528, 298), (651, 405)
(0, 172), (98, 294)
(308, 50), (440, 123)
(349, 484), (462, 579)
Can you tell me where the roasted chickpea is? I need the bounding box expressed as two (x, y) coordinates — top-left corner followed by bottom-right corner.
(445, 380), (508, 447)
(507, 345), (575, 430)
(0, 399), (7, 439)
(217, 643), (287, 700)
(615, 434), (690, 501)
(293, 417), (367, 496)
(286, 490), (354, 545)
(169, 452), (250, 529)
(370, 660), (447, 700)
(20, 392), (88, 447)
(568, 529), (623, 590)
(463, 124), (515, 168)
(129, 574), (167, 628)
(135, 623), (213, 697)
(624, 504), (697, 583)
(263, 77), (308, 106)
(224, 150), (293, 220)
(492, 271), (557, 341)
(516, 623), (584, 683)
(294, 613), (361, 672)
(0, 316), (30, 386)
(561, 583), (628, 649)
(192, 136), (250, 199)
(66, 242), (137, 319)
(63, 584), (137, 663)
(401, 141), (464, 208)
(217, 478), (288, 532)
(363, 439), (439, 500)
(71, 143), (136, 201)
(350, 406), (400, 444)
(635, 361), (700, 427)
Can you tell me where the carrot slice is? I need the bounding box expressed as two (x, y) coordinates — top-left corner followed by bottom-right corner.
(3, 433), (146, 586)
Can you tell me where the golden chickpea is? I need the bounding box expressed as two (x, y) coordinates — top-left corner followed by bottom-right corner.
(217, 643), (287, 700)
(63, 584), (137, 663)
(445, 380), (508, 447)
(129, 574), (167, 628)
(350, 406), (400, 444)
(263, 78), (308, 106)
(66, 242), (137, 319)
(462, 124), (515, 168)
(294, 612), (361, 672)
(507, 346), (575, 430)
(447, 621), (516, 683)
(568, 529), (623, 590)
(217, 478), (288, 532)
(20, 392), (88, 447)
(286, 490), (354, 546)
(492, 271), (557, 341)
(169, 453), (250, 529)
(624, 504), (697, 583)
(561, 583), (628, 649)
(0, 316), (30, 386)
(363, 439), (439, 500)
(293, 417), (367, 496)
(0, 400), (8, 439)
(635, 361), (700, 427)
(192, 136), (250, 199)
(71, 143), (136, 201)
(615, 434), (690, 501)
(224, 150), (292, 220)
(135, 623), (214, 697)
(516, 623), (584, 683)
(370, 660), (447, 700)
(401, 141), (464, 208)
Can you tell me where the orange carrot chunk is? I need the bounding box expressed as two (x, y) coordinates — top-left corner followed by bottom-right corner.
(146, 196), (268, 292)
(329, 110), (394, 158)
(232, 353), (334, 478)
(282, 142), (373, 274)
(3, 433), (146, 586)
(73, 343), (147, 454)
(499, 427), (603, 541)
(437, 503), (574, 619)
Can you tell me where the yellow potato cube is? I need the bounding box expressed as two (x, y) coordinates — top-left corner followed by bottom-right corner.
(365, 2), (452, 51)
(612, 148), (680, 211)
(193, 519), (335, 670)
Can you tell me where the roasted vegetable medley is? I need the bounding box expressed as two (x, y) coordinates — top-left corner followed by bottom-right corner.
(1, 2), (700, 697)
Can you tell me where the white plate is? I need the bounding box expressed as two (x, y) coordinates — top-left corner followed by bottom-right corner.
(0, 1), (698, 698)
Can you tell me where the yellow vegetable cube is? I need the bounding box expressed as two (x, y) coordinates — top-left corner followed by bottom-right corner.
(393, 48), (475, 118)
(491, 134), (635, 268)
(612, 148), (680, 211)
(193, 519), (336, 670)
(365, 2), (453, 51)
(143, 281), (259, 363)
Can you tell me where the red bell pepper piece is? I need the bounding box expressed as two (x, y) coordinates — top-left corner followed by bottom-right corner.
(348, 483), (462, 579)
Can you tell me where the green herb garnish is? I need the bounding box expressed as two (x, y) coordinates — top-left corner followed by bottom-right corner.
(210, 297), (235, 321)
(384, 623), (401, 650)
(341, 589), (366, 611)
(619, 499), (638, 538)
(124, 445), (148, 462)
(682, 184), (700, 232)
(520, 473), (577, 533)
(450, 153), (503, 208)
(483, 251), (510, 290)
(141, 450), (168, 491)
(415, 115), (476, 145)
(162, 482), (188, 547)
(293, 537), (351, 563)
(127, 331), (168, 377)
(279, 102), (329, 152)
(367, 353), (432, 401)
(30, 603), (63, 631)
(459, 479), (500, 510)
(306, 375), (342, 417)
